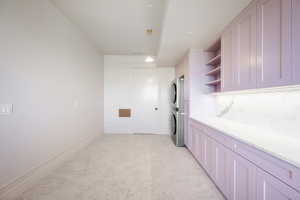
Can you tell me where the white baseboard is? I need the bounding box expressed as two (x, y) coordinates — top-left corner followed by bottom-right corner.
(0, 134), (100, 200)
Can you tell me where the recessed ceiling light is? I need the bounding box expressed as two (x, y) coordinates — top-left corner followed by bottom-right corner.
(145, 56), (154, 63)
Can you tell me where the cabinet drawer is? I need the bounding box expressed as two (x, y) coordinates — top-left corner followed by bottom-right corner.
(202, 125), (235, 151)
(256, 168), (300, 200)
(234, 141), (300, 192)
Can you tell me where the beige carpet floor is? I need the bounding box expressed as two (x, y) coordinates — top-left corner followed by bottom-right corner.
(18, 135), (224, 200)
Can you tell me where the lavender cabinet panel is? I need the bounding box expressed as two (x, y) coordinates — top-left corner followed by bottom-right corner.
(221, 26), (235, 92)
(235, 139), (300, 192)
(194, 127), (204, 164)
(189, 119), (300, 200)
(215, 143), (229, 198)
(256, 168), (300, 200)
(234, 2), (257, 90)
(227, 151), (256, 200)
(292, 0), (300, 84)
(184, 122), (189, 148)
(196, 133), (205, 165)
(209, 138), (217, 181)
(192, 129), (200, 160)
(186, 123), (193, 151)
(189, 123), (205, 165)
(191, 128), (197, 155)
(203, 135), (214, 173)
(257, 0), (292, 87)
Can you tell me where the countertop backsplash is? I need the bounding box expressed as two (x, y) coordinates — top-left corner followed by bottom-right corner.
(215, 89), (300, 138)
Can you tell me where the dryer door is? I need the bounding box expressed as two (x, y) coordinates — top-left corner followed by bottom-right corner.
(170, 113), (177, 136)
(171, 82), (177, 105)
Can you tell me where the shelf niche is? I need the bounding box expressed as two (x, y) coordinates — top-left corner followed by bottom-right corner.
(204, 38), (221, 93)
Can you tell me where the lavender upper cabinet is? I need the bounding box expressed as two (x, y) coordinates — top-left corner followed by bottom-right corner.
(221, 26), (235, 91)
(257, 0), (293, 88)
(256, 168), (300, 200)
(234, 2), (257, 90)
(292, 0), (300, 84)
(227, 151), (256, 200)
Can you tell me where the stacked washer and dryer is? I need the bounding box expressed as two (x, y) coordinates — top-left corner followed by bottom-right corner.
(170, 77), (185, 147)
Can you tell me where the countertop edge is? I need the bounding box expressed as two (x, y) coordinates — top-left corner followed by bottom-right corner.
(189, 117), (300, 170)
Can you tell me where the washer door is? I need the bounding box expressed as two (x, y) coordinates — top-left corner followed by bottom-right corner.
(171, 83), (177, 105)
(170, 113), (177, 136)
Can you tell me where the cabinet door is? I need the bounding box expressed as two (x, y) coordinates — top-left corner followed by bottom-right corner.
(221, 26), (235, 91)
(188, 125), (204, 164)
(215, 143), (229, 198)
(195, 130), (205, 165)
(191, 128), (197, 155)
(202, 134), (209, 171)
(227, 152), (256, 200)
(257, 0), (292, 88)
(234, 3), (257, 89)
(292, 0), (300, 84)
(203, 136), (217, 179)
(187, 124), (194, 151)
(193, 130), (202, 164)
(184, 118), (189, 148)
(209, 138), (217, 181)
(256, 168), (300, 200)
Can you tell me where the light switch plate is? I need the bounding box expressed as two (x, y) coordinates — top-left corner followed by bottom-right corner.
(0, 104), (13, 115)
(73, 100), (79, 109)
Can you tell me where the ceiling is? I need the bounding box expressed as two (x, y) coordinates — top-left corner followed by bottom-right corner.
(157, 0), (251, 66)
(51, 0), (251, 67)
(51, 0), (166, 56)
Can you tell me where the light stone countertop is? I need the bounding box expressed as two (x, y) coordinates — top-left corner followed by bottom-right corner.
(190, 115), (300, 169)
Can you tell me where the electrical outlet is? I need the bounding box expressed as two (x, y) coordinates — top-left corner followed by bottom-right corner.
(0, 104), (13, 115)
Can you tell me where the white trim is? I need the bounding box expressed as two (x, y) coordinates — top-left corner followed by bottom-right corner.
(0, 134), (101, 200)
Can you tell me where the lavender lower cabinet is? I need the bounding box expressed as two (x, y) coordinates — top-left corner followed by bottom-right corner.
(227, 151), (256, 200)
(256, 168), (300, 200)
(188, 124), (205, 165)
(205, 136), (217, 179)
(190, 127), (198, 156)
(193, 130), (203, 164)
(186, 125), (193, 151)
(188, 120), (300, 200)
(202, 133), (210, 170)
(188, 125), (199, 160)
(215, 143), (229, 198)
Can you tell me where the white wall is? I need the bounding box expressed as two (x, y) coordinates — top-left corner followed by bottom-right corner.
(104, 55), (174, 134)
(0, 0), (104, 192)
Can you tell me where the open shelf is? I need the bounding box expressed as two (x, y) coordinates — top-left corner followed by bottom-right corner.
(206, 54), (221, 66)
(206, 79), (221, 86)
(204, 37), (222, 93)
(206, 66), (221, 76)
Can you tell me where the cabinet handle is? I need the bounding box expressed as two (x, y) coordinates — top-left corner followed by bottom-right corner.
(289, 170), (293, 179)
(234, 144), (237, 150)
